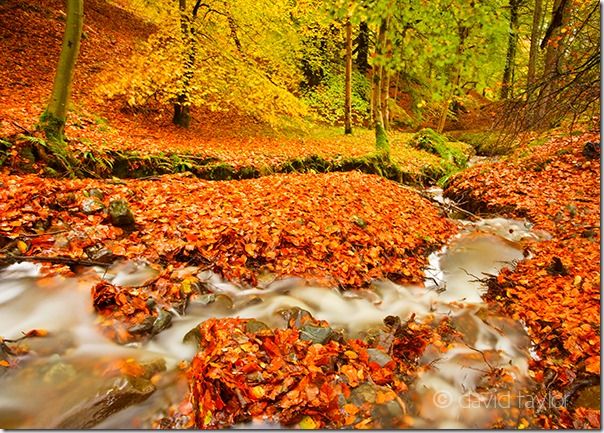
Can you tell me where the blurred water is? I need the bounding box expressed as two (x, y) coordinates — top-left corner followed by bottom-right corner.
(0, 211), (545, 428)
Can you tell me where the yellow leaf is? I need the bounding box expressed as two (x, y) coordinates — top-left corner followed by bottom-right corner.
(203, 411), (212, 427)
(251, 385), (265, 399)
(299, 416), (317, 429)
(245, 243), (256, 256)
(17, 240), (28, 253)
(344, 350), (358, 359)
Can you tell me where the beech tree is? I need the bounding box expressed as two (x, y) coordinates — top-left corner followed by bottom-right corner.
(40, 0), (84, 145)
(344, 16), (353, 135)
(500, 0), (522, 99)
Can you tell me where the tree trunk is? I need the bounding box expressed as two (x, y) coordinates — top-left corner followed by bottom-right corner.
(40, 0), (83, 144)
(526, 0), (543, 95)
(381, 71), (390, 130)
(392, 71), (400, 104)
(173, 0), (193, 128)
(436, 100), (449, 134)
(356, 22), (370, 75)
(537, 0), (569, 123)
(344, 17), (353, 135)
(501, 0), (520, 99)
(368, 67), (374, 124)
(437, 24), (468, 133)
(373, 21), (389, 154)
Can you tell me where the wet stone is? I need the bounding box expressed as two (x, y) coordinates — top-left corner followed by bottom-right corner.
(573, 385), (600, 410)
(367, 348), (393, 367)
(128, 316), (156, 335)
(299, 325), (332, 344)
(88, 188), (105, 200)
(108, 198), (135, 227)
(279, 307), (313, 328)
(245, 319), (270, 334)
(183, 326), (202, 346)
(55, 376), (156, 429)
(151, 309), (173, 334)
(81, 198), (105, 214)
(84, 244), (118, 263)
(349, 383), (378, 405)
(191, 293), (233, 310)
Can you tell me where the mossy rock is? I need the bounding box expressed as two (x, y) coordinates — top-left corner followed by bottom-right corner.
(278, 155), (333, 173)
(108, 198), (135, 227)
(410, 128), (469, 167)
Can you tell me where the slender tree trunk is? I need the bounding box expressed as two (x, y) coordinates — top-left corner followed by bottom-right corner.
(537, 0), (569, 123)
(344, 17), (353, 134)
(526, 0), (543, 95)
(356, 22), (370, 75)
(40, 0), (83, 144)
(373, 20), (389, 154)
(381, 71), (390, 130)
(369, 67), (374, 124)
(173, 0), (193, 128)
(501, 0), (520, 99)
(436, 100), (449, 133)
(392, 71), (400, 103)
(437, 24), (468, 133)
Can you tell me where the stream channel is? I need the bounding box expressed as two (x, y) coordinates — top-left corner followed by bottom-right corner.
(0, 188), (551, 429)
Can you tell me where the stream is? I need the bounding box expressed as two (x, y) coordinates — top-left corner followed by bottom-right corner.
(0, 189), (551, 429)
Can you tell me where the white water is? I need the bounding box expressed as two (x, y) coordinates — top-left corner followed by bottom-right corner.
(0, 213), (548, 429)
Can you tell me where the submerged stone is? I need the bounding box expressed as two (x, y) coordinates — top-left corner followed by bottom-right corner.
(55, 376), (156, 429)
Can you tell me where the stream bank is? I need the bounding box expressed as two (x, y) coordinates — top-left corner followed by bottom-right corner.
(444, 131), (600, 428)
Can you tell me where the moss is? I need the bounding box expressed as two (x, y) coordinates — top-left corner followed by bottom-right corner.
(447, 131), (513, 156)
(375, 123), (390, 155)
(0, 139), (11, 167)
(3, 133), (452, 187)
(238, 166), (260, 179)
(203, 162), (236, 180)
(39, 111), (66, 144)
(410, 128), (470, 167)
(279, 155), (333, 174)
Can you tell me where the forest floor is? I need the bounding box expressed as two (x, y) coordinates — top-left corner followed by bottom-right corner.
(0, 0), (600, 430)
(1, 0), (471, 185)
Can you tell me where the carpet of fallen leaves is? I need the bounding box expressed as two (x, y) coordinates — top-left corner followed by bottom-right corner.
(0, 171), (455, 289)
(156, 314), (457, 429)
(445, 131), (600, 428)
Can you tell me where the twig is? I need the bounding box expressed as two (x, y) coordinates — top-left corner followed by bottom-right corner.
(11, 121), (31, 134)
(393, 392), (407, 415)
(416, 189), (480, 219)
(465, 344), (494, 371)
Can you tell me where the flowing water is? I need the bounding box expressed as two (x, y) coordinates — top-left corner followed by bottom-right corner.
(0, 195), (551, 429)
